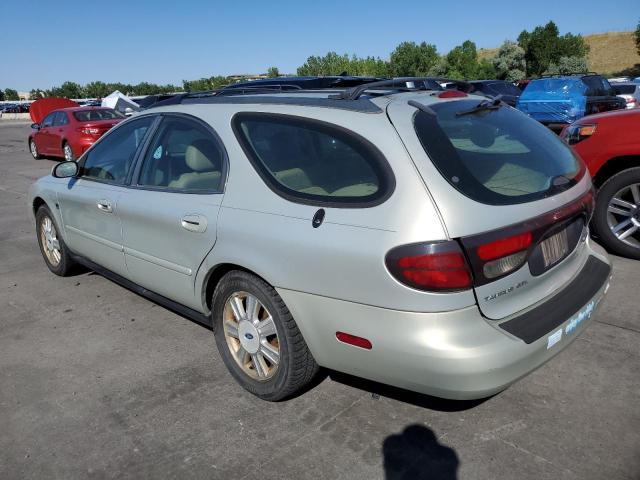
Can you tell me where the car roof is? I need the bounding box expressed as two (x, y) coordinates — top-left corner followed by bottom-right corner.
(148, 77), (482, 115)
(56, 106), (111, 113)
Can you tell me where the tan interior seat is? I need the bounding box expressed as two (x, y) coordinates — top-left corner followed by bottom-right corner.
(169, 139), (222, 191)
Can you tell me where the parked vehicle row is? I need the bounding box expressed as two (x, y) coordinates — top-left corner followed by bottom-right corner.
(29, 78), (612, 402)
(1, 102), (30, 113)
(516, 73), (625, 131)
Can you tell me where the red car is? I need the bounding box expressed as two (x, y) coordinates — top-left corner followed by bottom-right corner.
(29, 106), (123, 161)
(561, 108), (640, 259)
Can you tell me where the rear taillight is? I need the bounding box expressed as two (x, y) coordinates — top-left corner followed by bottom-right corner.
(477, 232), (532, 279)
(385, 241), (472, 292)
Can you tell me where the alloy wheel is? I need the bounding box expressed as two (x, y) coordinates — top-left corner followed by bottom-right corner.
(30, 140), (38, 159)
(606, 182), (640, 249)
(63, 143), (73, 162)
(40, 215), (61, 266)
(222, 291), (280, 381)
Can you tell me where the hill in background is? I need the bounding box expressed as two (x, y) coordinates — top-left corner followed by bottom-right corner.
(478, 31), (640, 76)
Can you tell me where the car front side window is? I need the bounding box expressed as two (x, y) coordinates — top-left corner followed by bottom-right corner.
(81, 116), (154, 185)
(41, 113), (56, 128)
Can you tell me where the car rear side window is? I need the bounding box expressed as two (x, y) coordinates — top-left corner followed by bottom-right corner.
(73, 109), (124, 122)
(137, 116), (225, 193)
(233, 113), (394, 207)
(53, 112), (68, 126)
(413, 100), (584, 205)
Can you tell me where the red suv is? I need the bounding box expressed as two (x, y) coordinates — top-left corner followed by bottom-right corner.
(561, 108), (640, 259)
(29, 107), (123, 161)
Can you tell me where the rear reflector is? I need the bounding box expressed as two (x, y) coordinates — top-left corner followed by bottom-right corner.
(336, 332), (372, 350)
(385, 241), (472, 291)
(477, 232), (532, 261)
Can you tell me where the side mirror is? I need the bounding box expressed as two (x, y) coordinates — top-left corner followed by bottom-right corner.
(31, 123), (40, 130)
(52, 161), (78, 178)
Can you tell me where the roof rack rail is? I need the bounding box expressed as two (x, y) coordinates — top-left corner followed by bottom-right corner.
(331, 77), (469, 100)
(539, 72), (599, 78)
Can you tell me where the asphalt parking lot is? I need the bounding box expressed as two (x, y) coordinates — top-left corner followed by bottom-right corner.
(1, 122), (639, 480)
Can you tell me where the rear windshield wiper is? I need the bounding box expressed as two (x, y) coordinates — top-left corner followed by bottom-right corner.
(456, 96), (505, 116)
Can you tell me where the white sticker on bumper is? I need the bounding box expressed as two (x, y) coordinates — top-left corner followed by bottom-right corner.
(547, 328), (562, 349)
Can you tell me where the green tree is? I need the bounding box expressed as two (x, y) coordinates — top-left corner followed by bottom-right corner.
(518, 21), (589, 76)
(0, 90), (4, 101)
(267, 67), (280, 78)
(297, 52), (353, 76)
(492, 40), (526, 81)
(635, 19), (640, 56)
(84, 81), (110, 98)
(29, 89), (45, 100)
(4, 88), (19, 101)
(183, 76), (228, 92)
(442, 40), (495, 80)
(545, 56), (588, 75)
(389, 41), (438, 76)
(49, 81), (84, 99)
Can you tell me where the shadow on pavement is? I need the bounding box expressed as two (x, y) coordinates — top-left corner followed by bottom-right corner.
(383, 424), (459, 479)
(328, 371), (491, 412)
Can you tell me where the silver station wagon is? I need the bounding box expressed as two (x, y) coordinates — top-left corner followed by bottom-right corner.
(29, 78), (612, 401)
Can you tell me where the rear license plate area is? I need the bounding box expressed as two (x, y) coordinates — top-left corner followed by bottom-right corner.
(541, 229), (569, 267)
(528, 217), (585, 275)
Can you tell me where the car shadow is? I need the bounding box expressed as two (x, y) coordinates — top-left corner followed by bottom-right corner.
(328, 371), (491, 412)
(383, 424), (459, 479)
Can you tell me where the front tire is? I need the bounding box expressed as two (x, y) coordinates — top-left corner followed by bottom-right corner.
(35, 205), (77, 276)
(211, 271), (319, 401)
(592, 167), (640, 260)
(29, 139), (41, 159)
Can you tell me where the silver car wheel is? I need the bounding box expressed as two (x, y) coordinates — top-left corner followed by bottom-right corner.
(606, 183), (640, 249)
(40, 215), (61, 266)
(30, 140), (38, 159)
(223, 291), (280, 381)
(63, 143), (73, 162)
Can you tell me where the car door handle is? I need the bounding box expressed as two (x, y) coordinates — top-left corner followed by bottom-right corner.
(181, 214), (207, 233)
(97, 200), (113, 213)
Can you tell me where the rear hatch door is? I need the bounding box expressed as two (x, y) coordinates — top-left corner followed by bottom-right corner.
(387, 95), (595, 320)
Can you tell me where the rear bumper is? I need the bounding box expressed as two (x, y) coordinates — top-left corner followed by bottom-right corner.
(278, 241), (611, 400)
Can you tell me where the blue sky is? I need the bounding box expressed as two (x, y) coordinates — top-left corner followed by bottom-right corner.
(1, 0), (637, 91)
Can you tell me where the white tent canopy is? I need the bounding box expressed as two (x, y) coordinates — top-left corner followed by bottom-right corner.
(101, 91), (139, 115)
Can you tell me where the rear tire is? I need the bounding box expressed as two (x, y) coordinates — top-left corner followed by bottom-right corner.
(35, 205), (77, 276)
(592, 167), (640, 260)
(29, 139), (41, 159)
(211, 270), (319, 401)
(62, 141), (74, 162)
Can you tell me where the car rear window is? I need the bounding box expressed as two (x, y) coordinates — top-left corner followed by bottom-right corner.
(233, 113), (394, 207)
(612, 84), (637, 94)
(413, 99), (584, 205)
(523, 78), (587, 96)
(73, 109), (123, 122)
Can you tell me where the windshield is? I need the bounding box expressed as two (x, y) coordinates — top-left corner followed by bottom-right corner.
(413, 99), (584, 205)
(612, 84), (636, 94)
(522, 78), (587, 97)
(73, 109), (124, 122)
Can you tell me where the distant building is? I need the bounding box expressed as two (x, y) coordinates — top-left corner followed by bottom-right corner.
(18, 92), (29, 101)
